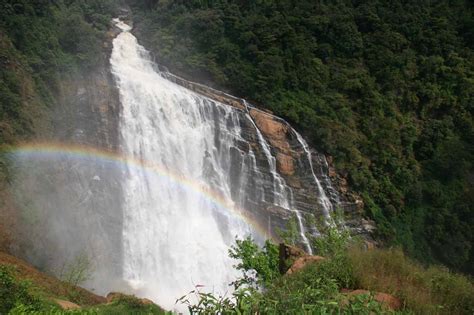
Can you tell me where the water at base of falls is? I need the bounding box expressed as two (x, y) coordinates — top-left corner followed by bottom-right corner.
(110, 19), (335, 311)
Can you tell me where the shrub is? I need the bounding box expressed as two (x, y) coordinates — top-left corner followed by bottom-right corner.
(228, 237), (279, 287)
(59, 253), (93, 287)
(0, 265), (43, 314)
(312, 224), (356, 288)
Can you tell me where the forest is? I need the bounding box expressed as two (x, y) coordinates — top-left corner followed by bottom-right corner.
(0, 0), (118, 144)
(0, 0), (473, 313)
(128, 0), (474, 274)
(0, 0), (120, 189)
(0, 0), (473, 278)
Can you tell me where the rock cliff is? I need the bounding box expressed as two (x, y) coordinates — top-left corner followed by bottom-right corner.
(156, 68), (375, 241)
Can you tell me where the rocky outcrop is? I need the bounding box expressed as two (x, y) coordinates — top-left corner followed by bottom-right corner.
(276, 153), (295, 176)
(279, 243), (307, 274)
(279, 243), (325, 275)
(156, 61), (375, 242)
(161, 70), (246, 111)
(249, 109), (296, 176)
(53, 299), (81, 310)
(286, 255), (325, 275)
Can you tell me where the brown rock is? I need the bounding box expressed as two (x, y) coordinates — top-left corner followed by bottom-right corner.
(250, 109), (287, 137)
(276, 153), (295, 176)
(279, 243), (306, 274)
(286, 255), (325, 275)
(347, 290), (401, 310)
(163, 72), (246, 110)
(249, 109), (290, 153)
(361, 218), (376, 233)
(339, 177), (348, 194)
(53, 299), (81, 310)
(328, 167), (337, 178)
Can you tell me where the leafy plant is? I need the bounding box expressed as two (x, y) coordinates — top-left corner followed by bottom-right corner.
(228, 237), (279, 288)
(0, 265), (44, 314)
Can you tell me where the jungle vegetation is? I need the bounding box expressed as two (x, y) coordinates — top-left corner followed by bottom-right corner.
(128, 0), (474, 274)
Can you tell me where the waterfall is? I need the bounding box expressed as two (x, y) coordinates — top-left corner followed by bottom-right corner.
(109, 19), (336, 310)
(111, 22), (248, 310)
(293, 131), (334, 222)
(242, 101), (312, 254)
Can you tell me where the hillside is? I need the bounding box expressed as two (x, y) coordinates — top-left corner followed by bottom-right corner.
(0, 0), (122, 254)
(0, 251), (167, 314)
(128, 0), (474, 274)
(0, 0), (473, 314)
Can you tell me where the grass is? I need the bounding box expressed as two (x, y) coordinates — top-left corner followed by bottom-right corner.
(349, 247), (474, 314)
(0, 253), (168, 314)
(0, 252), (104, 306)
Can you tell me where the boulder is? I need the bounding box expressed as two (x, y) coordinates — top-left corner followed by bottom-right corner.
(53, 299), (81, 310)
(279, 243), (306, 274)
(279, 243), (325, 275)
(285, 255), (325, 275)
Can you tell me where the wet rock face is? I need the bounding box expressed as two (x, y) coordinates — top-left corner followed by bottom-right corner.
(53, 54), (120, 150)
(249, 109), (294, 176)
(151, 59), (374, 241)
(160, 67), (374, 241)
(276, 153), (295, 176)
(165, 76), (375, 239)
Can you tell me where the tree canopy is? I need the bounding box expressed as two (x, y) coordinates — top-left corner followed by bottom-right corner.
(129, 0), (474, 273)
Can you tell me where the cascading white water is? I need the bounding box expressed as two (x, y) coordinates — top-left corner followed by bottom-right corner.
(111, 20), (254, 310)
(109, 19), (337, 310)
(243, 103), (312, 254)
(294, 131), (334, 222)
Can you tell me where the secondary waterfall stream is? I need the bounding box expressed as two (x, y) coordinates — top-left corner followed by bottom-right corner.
(109, 20), (340, 310)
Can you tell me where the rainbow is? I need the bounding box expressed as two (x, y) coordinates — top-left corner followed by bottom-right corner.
(2, 141), (273, 240)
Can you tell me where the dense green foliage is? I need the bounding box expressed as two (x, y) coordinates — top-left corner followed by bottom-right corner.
(0, 0), (120, 147)
(228, 238), (279, 287)
(0, 265), (45, 314)
(180, 232), (474, 314)
(129, 0), (474, 273)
